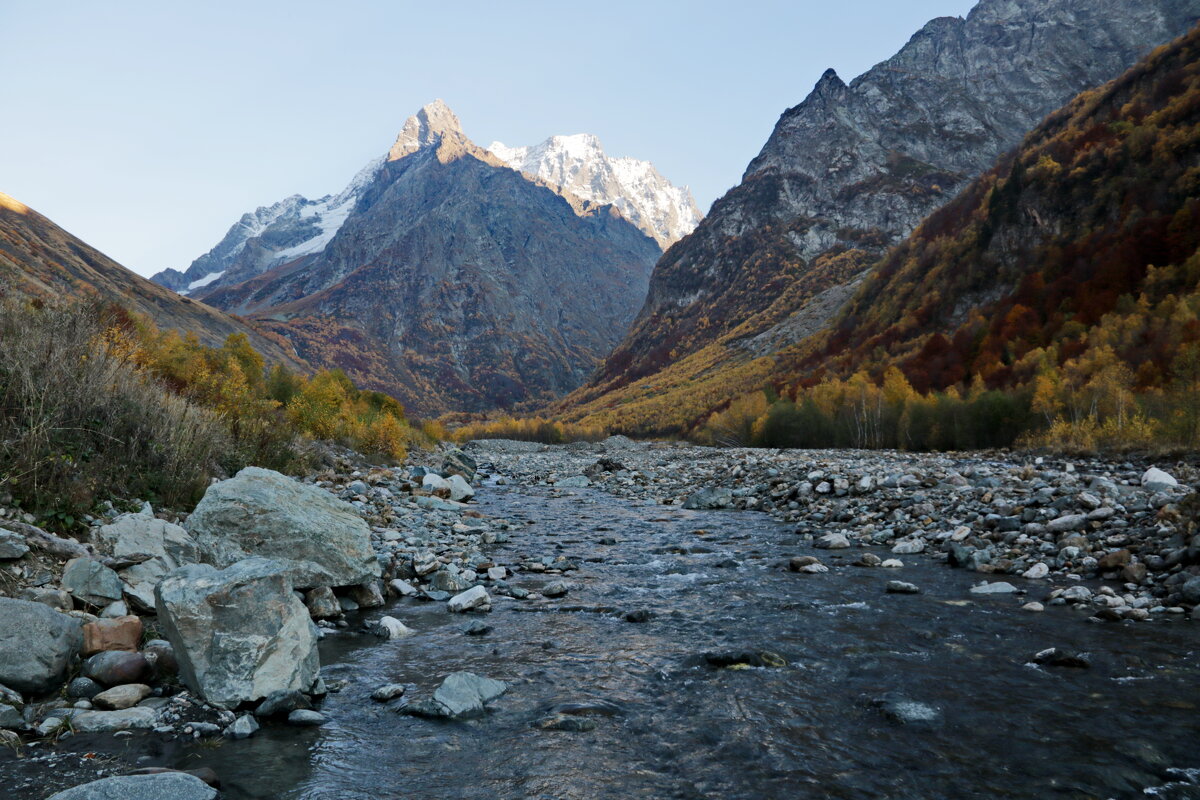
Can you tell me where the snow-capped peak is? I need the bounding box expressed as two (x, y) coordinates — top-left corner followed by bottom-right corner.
(487, 134), (701, 248)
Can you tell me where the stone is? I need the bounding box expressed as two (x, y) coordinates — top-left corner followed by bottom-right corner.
(82, 651), (150, 687)
(423, 473), (452, 494)
(1141, 467), (1178, 491)
(555, 476), (591, 489)
(970, 581), (1019, 595)
(891, 539), (925, 554)
(682, 487), (733, 510)
(1032, 648), (1090, 668)
(441, 449), (478, 481)
(1021, 562), (1050, 580)
(446, 474), (475, 502)
(0, 703), (23, 730)
(1121, 562), (1148, 583)
(487, 566), (507, 581)
(185, 467), (381, 589)
(100, 600), (129, 619)
(349, 582), (385, 608)
(155, 558), (320, 709)
(1047, 515), (1088, 533)
(703, 650), (788, 668)
(542, 581), (569, 598)
(880, 559), (904, 568)
(143, 639), (178, 677)
(410, 671), (508, 718)
(95, 515), (199, 597)
(45, 773), (216, 800)
(62, 558), (124, 607)
(815, 533), (851, 549)
(92, 683), (152, 710)
(20, 587), (72, 611)
(872, 693), (941, 725)
(371, 616), (415, 639)
(428, 569), (472, 593)
(82, 615), (143, 657)
(447, 586), (491, 613)
(624, 609), (654, 623)
(371, 684), (407, 702)
(1180, 576), (1200, 605)
(389, 579), (419, 597)
(1060, 585), (1093, 603)
(67, 677), (102, 699)
(226, 713), (260, 739)
(68, 705), (159, 733)
(535, 714), (597, 732)
(1021, 602), (1045, 612)
(287, 709), (327, 726)
(854, 553), (883, 567)
(1097, 549), (1131, 569)
(0, 598), (82, 694)
(0, 530), (29, 560)
(255, 689), (311, 719)
(886, 581), (921, 594)
(304, 586), (342, 619)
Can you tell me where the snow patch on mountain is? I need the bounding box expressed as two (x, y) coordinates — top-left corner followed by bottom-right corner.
(487, 134), (701, 248)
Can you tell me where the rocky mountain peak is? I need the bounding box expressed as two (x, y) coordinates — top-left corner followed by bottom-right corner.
(388, 99), (468, 161)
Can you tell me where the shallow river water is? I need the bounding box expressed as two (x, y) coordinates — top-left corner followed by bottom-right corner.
(13, 484), (1200, 799)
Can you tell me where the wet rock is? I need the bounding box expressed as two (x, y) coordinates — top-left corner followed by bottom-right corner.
(535, 714), (596, 731)
(389, 579), (419, 597)
(703, 650), (787, 668)
(885, 581), (921, 594)
(1032, 648), (1090, 668)
(45, 773), (216, 800)
(1021, 562), (1050, 580)
(872, 693), (941, 725)
(304, 586), (342, 620)
(62, 558), (124, 607)
(853, 553), (882, 567)
(880, 558), (904, 568)
(226, 713), (260, 739)
(1180, 576), (1200, 605)
(405, 671), (508, 718)
(349, 581), (385, 609)
(68, 705), (159, 733)
(429, 569), (473, 593)
(1022, 602), (1045, 612)
(92, 683), (151, 710)
(442, 449), (478, 481)
(447, 586), (491, 613)
(682, 487), (733, 510)
(156, 558), (319, 709)
(464, 620), (494, 635)
(542, 581), (569, 598)
(67, 677), (102, 699)
(371, 684), (407, 702)
(815, 533), (851, 549)
(371, 616), (415, 639)
(891, 539), (925, 555)
(487, 566), (507, 581)
(82, 651), (150, 687)
(255, 689), (311, 719)
(0, 597), (82, 693)
(624, 609), (654, 623)
(185, 467), (381, 589)
(82, 615), (143, 657)
(555, 476), (591, 489)
(287, 709), (328, 726)
(970, 581), (1019, 595)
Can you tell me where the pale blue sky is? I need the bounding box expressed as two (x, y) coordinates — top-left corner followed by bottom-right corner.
(0, 0), (976, 277)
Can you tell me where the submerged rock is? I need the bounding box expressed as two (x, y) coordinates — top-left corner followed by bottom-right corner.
(405, 671), (508, 719)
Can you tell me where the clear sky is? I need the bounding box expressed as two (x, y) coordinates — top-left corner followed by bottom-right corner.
(0, 0), (976, 277)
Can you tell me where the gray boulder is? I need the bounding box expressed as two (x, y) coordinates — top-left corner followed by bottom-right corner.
(95, 515), (199, 600)
(441, 449), (478, 481)
(62, 558), (124, 607)
(46, 773), (216, 800)
(0, 597), (82, 693)
(407, 671), (507, 718)
(155, 558), (320, 709)
(185, 467), (380, 589)
(682, 487), (733, 510)
(0, 529), (29, 560)
(67, 706), (158, 733)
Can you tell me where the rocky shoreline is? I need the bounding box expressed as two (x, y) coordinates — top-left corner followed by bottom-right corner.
(470, 438), (1200, 623)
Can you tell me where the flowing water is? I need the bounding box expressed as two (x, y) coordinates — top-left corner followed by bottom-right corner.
(12, 485), (1200, 799)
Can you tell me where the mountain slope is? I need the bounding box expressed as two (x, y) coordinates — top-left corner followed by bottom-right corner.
(784, 22), (1200, 392)
(198, 101), (661, 416)
(488, 134), (701, 248)
(583, 0), (1200, 396)
(0, 192), (305, 369)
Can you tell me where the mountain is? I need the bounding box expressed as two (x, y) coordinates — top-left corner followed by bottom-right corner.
(487, 134), (701, 248)
(193, 101), (661, 416)
(151, 156), (384, 296)
(580, 0), (1200, 399)
(0, 191), (305, 369)
(784, 21), (1200, 392)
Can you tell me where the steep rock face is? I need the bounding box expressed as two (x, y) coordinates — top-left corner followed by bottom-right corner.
(201, 102), (661, 415)
(488, 134), (701, 248)
(0, 192), (306, 369)
(592, 0), (1200, 389)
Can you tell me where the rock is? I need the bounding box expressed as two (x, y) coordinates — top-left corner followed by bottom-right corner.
(422, 473), (452, 494)
(1021, 563), (1050, 580)
(464, 620), (494, 635)
(287, 709), (327, 726)
(446, 475), (475, 502)
(487, 566), (507, 581)
(1060, 585), (1093, 603)
(0, 598), (82, 693)
(535, 714), (597, 732)
(82, 651), (150, 687)
(447, 586), (491, 613)
(254, 689), (311, 719)
(1021, 602), (1045, 612)
(61, 558), (124, 607)
(1097, 549), (1131, 569)
(20, 587), (73, 611)
(880, 559), (904, 568)
(68, 705), (159, 733)
(442, 449), (478, 481)
(185, 467), (381, 589)
(82, 615), (143, 657)
(542, 581), (569, 598)
(92, 683), (152, 710)
(0, 530), (29, 560)
(815, 533), (851, 549)
(428, 569), (472, 593)
(226, 713), (260, 739)
(371, 684), (407, 702)
(46, 774), (216, 800)
(624, 609), (654, 623)
(682, 487), (733, 510)
(407, 671), (508, 718)
(1047, 515), (1088, 533)
(155, 558), (320, 709)
(703, 651), (787, 668)
(1142, 467), (1178, 491)
(96, 515), (199, 595)
(872, 693), (941, 725)
(853, 553), (883, 567)
(891, 539), (925, 554)
(1032, 648), (1090, 668)
(304, 586), (342, 619)
(1180, 576), (1200, 605)
(349, 582), (385, 609)
(555, 476), (591, 489)
(885, 581), (921, 594)
(67, 677), (102, 699)
(970, 581), (1019, 595)
(389, 579), (419, 597)
(100, 600), (129, 619)
(143, 639), (178, 677)
(371, 616), (415, 639)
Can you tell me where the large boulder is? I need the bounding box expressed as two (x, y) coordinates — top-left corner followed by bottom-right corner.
(61, 558), (124, 607)
(155, 558), (320, 709)
(185, 467), (380, 589)
(682, 487), (734, 510)
(46, 773), (216, 800)
(0, 597), (82, 694)
(95, 515), (199, 601)
(441, 449), (478, 481)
